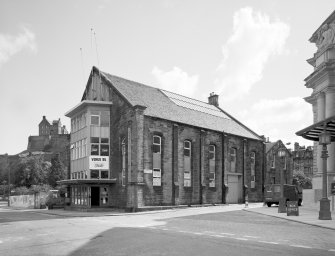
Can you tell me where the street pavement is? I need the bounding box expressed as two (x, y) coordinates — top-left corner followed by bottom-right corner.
(1, 200), (335, 229)
(1, 201), (335, 255)
(244, 203), (335, 230)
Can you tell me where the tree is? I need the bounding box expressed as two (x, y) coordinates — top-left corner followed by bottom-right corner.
(0, 155), (8, 185)
(14, 155), (51, 187)
(293, 171), (312, 189)
(48, 155), (66, 188)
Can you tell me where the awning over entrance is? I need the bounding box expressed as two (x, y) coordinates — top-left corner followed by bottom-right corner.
(57, 179), (117, 185)
(296, 115), (335, 141)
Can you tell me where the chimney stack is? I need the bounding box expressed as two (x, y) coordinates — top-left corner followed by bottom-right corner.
(208, 92), (219, 107)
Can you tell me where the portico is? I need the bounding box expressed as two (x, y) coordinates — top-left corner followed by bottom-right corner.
(297, 10), (335, 218)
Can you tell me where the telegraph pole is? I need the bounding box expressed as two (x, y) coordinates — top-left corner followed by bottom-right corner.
(6, 153), (10, 206)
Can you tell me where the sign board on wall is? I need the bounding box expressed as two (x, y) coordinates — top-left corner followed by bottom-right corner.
(144, 169), (153, 174)
(153, 177), (161, 186)
(89, 156), (109, 170)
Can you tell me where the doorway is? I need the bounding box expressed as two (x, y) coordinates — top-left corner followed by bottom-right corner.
(227, 174), (242, 203)
(91, 187), (100, 207)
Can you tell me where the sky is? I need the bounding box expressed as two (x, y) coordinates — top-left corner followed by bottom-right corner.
(1, 0), (335, 155)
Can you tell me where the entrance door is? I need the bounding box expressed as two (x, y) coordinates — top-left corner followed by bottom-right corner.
(91, 187), (100, 207)
(227, 175), (242, 203)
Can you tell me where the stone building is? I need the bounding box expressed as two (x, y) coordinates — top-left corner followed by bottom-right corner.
(292, 143), (313, 180)
(61, 67), (265, 210)
(265, 140), (293, 186)
(298, 10), (335, 201)
(39, 116), (68, 136)
(22, 116), (70, 176)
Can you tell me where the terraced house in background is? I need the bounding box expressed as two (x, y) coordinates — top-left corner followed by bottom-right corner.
(60, 67), (265, 210)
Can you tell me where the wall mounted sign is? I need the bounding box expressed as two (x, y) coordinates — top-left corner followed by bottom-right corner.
(89, 156), (109, 170)
(144, 169), (153, 174)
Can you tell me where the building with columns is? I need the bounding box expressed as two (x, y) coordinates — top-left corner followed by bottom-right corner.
(300, 11), (335, 203)
(60, 66), (265, 211)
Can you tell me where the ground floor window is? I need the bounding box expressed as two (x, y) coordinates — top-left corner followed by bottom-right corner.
(71, 186), (88, 206)
(70, 185), (110, 207)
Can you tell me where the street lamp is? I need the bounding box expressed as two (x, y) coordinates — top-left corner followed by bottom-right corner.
(278, 148), (286, 213)
(318, 131), (332, 220)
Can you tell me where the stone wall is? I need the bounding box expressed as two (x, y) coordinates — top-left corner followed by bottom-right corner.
(102, 75), (264, 209)
(9, 192), (48, 209)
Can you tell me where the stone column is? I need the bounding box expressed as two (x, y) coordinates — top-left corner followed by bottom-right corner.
(317, 92), (325, 121)
(316, 92), (326, 175)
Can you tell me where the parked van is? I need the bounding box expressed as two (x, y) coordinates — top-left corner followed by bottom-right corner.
(45, 190), (65, 209)
(264, 184), (302, 207)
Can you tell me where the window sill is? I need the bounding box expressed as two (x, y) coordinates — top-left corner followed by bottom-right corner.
(183, 186), (193, 190)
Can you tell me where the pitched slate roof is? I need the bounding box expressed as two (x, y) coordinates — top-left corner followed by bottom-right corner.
(265, 142), (277, 153)
(97, 68), (262, 141)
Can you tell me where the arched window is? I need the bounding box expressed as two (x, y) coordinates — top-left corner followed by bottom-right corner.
(153, 135), (161, 154)
(153, 135), (162, 186)
(209, 145), (216, 187)
(121, 138), (126, 186)
(184, 140), (192, 187)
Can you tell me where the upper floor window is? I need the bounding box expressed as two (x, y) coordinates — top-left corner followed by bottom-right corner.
(91, 115), (100, 125)
(184, 140), (192, 187)
(81, 139), (87, 157)
(230, 148), (236, 173)
(153, 135), (161, 154)
(153, 135), (162, 186)
(71, 113), (87, 132)
(90, 137), (109, 156)
(121, 138), (126, 186)
(91, 137), (99, 156)
(209, 145), (216, 187)
(271, 153), (276, 168)
(250, 152), (256, 188)
(100, 138), (109, 156)
(184, 140), (191, 157)
(284, 157), (287, 170)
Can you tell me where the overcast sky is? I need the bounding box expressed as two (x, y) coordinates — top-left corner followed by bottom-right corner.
(1, 0), (334, 155)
